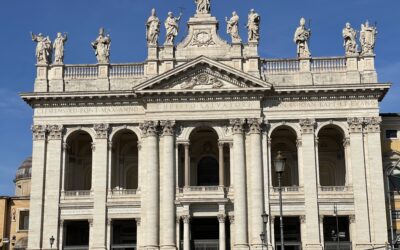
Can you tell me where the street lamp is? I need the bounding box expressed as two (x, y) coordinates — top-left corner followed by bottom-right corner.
(49, 236), (55, 249)
(261, 212), (269, 249)
(274, 151), (286, 250)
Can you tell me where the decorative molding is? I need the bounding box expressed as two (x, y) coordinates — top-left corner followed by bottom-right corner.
(248, 118), (263, 134)
(176, 216), (181, 224)
(48, 125), (63, 140)
(180, 73), (224, 90)
(343, 137), (350, 147)
(217, 214), (226, 223)
(137, 141), (142, 151)
(139, 121), (159, 137)
(93, 123), (110, 139)
(300, 215), (306, 224)
(91, 142), (96, 152)
(62, 142), (70, 151)
(229, 215), (235, 224)
(299, 119), (316, 134)
(136, 218), (141, 226)
(349, 214), (356, 223)
(160, 120), (176, 136)
(230, 119), (246, 134)
(32, 124), (47, 141)
(296, 138), (302, 148)
(347, 117), (364, 133)
(182, 215), (191, 224)
(364, 116), (382, 133)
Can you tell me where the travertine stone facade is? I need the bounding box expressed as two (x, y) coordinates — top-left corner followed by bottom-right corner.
(22, 2), (390, 250)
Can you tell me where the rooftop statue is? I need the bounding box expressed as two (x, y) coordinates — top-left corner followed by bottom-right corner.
(146, 8), (161, 46)
(342, 23), (358, 56)
(195, 0), (211, 14)
(247, 9), (260, 43)
(164, 11), (182, 45)
(360, 21), (377, 55)
(294, 17), (311, 58)
(91, 28), (111, 64)
(53, 32), (68, 64)
(31, 32), (52, 64)
(226, 12), (242, 43)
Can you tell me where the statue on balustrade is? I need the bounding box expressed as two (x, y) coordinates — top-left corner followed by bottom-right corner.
(31, 32), (52, 64)
(226, 12), (242, 43)
(146, 8), (160, 46)
(53, 32), (68, 64)
(247, 9), (260, 43)
(294, 17), (311, 58)
(164, 11), (182, 45)
(360, 20), (377, 55)
(195, 0), (211, 14)
(91, 27), (111, 64)
(342, 23), (358, 56)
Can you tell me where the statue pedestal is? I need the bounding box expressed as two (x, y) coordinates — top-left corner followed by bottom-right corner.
(148, 45), (159, 61)
(49, 64), (64, 92)
(299, 57), (311, 72)
(96, 64), (110, 91)
(35, 64), (49, 92)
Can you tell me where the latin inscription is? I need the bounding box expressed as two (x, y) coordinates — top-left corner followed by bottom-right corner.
(265, 99), (377, 110)
(35, 105), (145, 116)
(148, 101), (259, 111)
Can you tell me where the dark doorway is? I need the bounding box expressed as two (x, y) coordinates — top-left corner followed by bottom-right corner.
(111, 220), (137, 250)
(274, 217), (302, 250)
(197, 157), (219, 186)
(64, 220), (89, 250)
(323, 216), (351, 250)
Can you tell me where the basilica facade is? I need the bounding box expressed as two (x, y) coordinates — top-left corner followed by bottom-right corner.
(23, 2), (390, 250)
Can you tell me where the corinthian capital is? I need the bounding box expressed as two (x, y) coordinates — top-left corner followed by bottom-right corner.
(299, 118), (316, 134)
(48, 125), (63, 140)
(247, 118), (263, 134)
(364, 116), (382, 133)
(93, 124), (110, 139)
(160, 120), (176, 136)
(230, 119), (246, 134)
(139, 121), (159, 137)
(31, 124), (47, 141)
(347, 117), (363, 133)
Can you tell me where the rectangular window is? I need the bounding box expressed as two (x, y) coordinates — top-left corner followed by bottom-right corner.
(386, 130), (398, 139)
(19, 210), (29, 231)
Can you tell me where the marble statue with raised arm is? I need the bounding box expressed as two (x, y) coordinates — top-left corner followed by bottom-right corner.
(195, 0), (211, 14)
(360, 21), (377, 55)
(31, 32), (52, 64)
(91, 27), (111, 64)
(294, 17), (311, 58)
(164, 12), (182, 45)
(146, 8), (160, 46)
(226, 12), (242, 43)
(342, 23), (358, 56)
(247, 9), (260, 43)
(53, 32), (68, 64)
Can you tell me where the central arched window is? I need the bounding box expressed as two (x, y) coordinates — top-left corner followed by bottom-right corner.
(197, 156), (219, 186)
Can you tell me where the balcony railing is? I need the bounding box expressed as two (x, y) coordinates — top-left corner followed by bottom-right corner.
(110, 63), (145, 78)
(319, 186), (352, 192)
(64, 246), (89, 250)
(63, 63), (145, 80)
(63, 190), (91, 197)
(180, 240), (218, 250)
(311, 57), (347, 72)
(64, 65), (98, 79)
(262, 57), (347, 74)
(109, 189), (138, 196)
(272, 186), (302, 193)
(177, 186), (228, 193)
(324, 242), (352, 250)
(262, 58), (300, 74)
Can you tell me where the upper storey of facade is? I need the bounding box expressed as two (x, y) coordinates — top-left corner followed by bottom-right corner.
(25, 1), (387, 98)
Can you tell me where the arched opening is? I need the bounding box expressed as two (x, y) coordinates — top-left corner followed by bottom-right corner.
(271, 126), (299, 187)
(65, 131), (93, 191)
(318, 126), (346, 187)
(197, 156), (219, 186)
(111, 130), (139, 191)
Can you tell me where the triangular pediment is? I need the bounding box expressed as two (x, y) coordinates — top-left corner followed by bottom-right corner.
(135, 56), (271, 92)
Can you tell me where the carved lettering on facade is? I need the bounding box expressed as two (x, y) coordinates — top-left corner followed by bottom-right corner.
(150, 101), (256, 112)
(35, 106), (144, 116)
(265, 99), (377, 111)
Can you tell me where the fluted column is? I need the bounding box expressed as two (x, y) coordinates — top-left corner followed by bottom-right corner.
(182, 215), (191, 250)
(230, 119), (249, 250)
(160, 121), (177, 250)
(299, 119), (322, 250)
(218, 142), (225, 187)
(92, 124), (110, 250)
(140, 121), (160, 250)
(218, 214), (226, 250)
(184, 143), (190, 187)
(27, 125), (47, 250)
(43, 125), (64, 249)
(248, 118), (264, 248)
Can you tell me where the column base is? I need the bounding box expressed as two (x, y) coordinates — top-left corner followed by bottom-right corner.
(233, 244), (250, 250)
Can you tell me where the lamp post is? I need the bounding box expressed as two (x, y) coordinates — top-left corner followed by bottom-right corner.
(261, 212), (269, 250)
(274, 151), (286, 250)
(49, 236), (55, 249)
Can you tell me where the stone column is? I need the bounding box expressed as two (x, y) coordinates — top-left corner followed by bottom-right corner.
(218, 142), (225, 187)
(297, 138), (304, 187)
(27, 125), (47, 250)
(229, 143), (234, 186)
(270, 216), (275, 248)
(229, 216), (235, 250)
(176, 217), (181, 250)
(107, 219), (112, 250)
(184, 143), (190, 187)
(343, 138), (352, 186)
(58, 220), (64, 250)
(92, 124), (110, 250)
(218, 214), (226, 250)
(136, 218), (142, 250)
(318, 216), (324, 248)
(248, 118), (264, 248)
(230, 119), (249, 250)
(299, 119), (322, 250)
(43, 125), (63, 249)
(107, 141), (113, 194)
(182, 215), (191, 250)
(349, 215), (356, 250)
(160, 121), (177, 250)
(140, 121), (160, 250)
(300, 215), (307, 250)
(89, 219), (94, 249)
(347, 118), (371, 248)
(364, 117), (388, 246)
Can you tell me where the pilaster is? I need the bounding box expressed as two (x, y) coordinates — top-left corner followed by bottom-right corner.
(92, 123), (110, 250)
(299, 119), (322, 250)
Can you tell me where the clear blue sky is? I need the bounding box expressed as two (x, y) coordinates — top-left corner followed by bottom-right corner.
(0, 0), (399, 195)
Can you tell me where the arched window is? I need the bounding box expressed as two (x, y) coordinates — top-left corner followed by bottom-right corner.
(111, 130), (139, 190)
(318, 126), (346, 186)
(65, 131), (93, 191)
(270, 126), (299, 187)
(197, 156), (219, 186)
